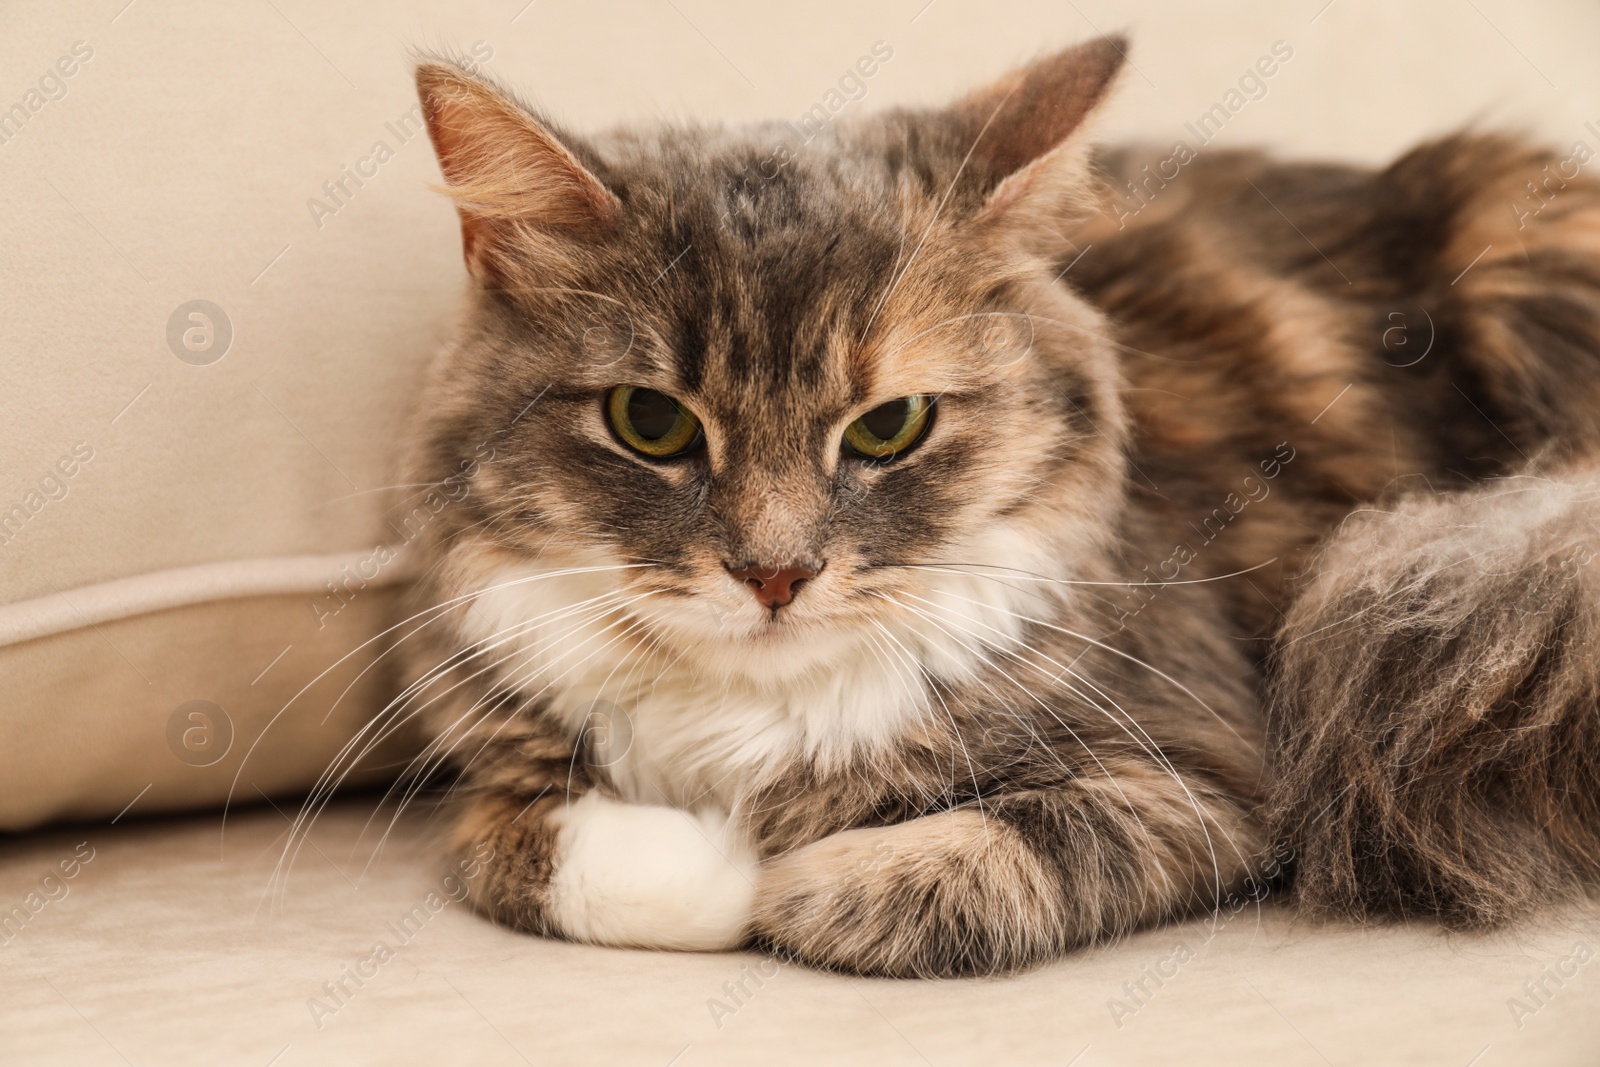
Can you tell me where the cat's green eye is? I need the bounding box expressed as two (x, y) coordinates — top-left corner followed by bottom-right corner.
(843, 395), (934, 460)
(606, 385), (703, 458)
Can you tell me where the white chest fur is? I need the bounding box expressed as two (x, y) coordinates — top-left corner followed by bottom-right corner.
(454, 527), (1059, 814)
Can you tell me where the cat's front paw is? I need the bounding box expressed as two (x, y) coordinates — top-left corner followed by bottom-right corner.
(547, 792), (758, 951)
(751, 810), (1066, 977)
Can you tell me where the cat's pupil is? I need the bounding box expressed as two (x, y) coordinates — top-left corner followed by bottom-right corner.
(627, 389), (680, 439)
(861, 399), (909, 440)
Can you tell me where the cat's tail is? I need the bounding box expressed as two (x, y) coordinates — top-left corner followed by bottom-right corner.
(1264, 461), (1600, 925)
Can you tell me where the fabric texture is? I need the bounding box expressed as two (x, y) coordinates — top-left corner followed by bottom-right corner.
(3, 0), (1596, 828)
(1, 802), (1596, 1066)
(0, 577), (416, 829)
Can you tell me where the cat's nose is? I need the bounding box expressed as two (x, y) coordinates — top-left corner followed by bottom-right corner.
(727, 562), (820, 609)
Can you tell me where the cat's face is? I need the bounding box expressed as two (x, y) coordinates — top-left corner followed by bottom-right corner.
(411, 41), (1129, 685)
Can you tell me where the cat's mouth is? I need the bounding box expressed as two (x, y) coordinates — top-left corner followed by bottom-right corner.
(634, 583), (864, 666)
(748, 609), (807, 639)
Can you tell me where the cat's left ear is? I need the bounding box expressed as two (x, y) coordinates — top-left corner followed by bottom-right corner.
(953, 36), (1127, 241)
(415, 59), (621, 285)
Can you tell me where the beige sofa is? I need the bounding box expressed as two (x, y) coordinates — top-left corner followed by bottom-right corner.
(4, 1), (1599, 1062)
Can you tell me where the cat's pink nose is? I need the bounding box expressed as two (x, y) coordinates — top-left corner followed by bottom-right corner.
(728, 562), (819, 609)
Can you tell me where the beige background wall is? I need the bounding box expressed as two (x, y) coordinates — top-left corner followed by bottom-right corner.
(2, 0), (1598, 827)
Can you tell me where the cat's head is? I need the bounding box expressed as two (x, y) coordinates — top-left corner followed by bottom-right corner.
(408, 38), (1130, 687)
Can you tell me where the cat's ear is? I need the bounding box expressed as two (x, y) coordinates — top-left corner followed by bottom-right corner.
(952, 36), (1126, 240)
(415, 60), (620, 284)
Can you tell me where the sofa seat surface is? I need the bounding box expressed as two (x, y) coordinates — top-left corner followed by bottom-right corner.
(2, 800), (1597, 1066)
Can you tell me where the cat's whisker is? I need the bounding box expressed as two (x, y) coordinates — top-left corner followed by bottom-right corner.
(880, 558), (1280, 590)
(880, 593), (1241, 910)
(870, 310), (1038, 368)
(226, 562), (651, 851)
(864, 617), (993, 837)
(892, 586), (1257, 871)
(1013, 310), (1196, 367)
(1270, 547), (1492, 654)
(887, 605), (1210, 913)
(903, 583), (1256, 749)
(304, 482), (448, 514)
(442, 601), (662, 792)
(860, 627), (927, 720)
(346, 591), (650, 868)
(295, 582), (634, 836)
(856, 225), (908, 348)
(373, 593), (666, 854)
(878, 596), (1191, 878)
(374, 607), (685, 872)
(856, 75), (1013, 348)
(268, 586), (643, 902)
(292, 635), (601, 899)
(329, 588), (657, 869)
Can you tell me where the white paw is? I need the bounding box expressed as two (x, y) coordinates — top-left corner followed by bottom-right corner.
(547, 792), (757, 951)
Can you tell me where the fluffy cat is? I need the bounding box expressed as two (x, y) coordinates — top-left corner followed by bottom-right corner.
(385, 36), (1600, 977)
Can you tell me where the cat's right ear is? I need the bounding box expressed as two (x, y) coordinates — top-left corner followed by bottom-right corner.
(415, 60), (620, 285)
(948, 37), (1127, 252)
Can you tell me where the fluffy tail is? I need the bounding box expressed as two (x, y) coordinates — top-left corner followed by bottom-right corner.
(1265, 464), (1600, 925)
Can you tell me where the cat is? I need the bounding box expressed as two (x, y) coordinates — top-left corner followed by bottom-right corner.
(383, 35), (1600, 977)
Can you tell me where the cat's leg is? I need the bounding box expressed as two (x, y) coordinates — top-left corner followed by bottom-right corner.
(447, 732), (759, 951)
(750, 760), (1258, 977)
(1266, 466), (1600, 925)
